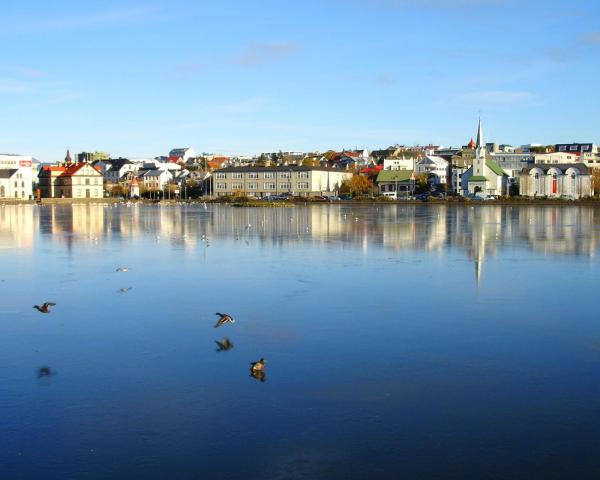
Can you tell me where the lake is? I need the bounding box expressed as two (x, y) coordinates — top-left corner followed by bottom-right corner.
(1, 203), (600, 479)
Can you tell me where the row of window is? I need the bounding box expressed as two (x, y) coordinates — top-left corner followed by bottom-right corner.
(216, 182), (310, 190)
(215, 172), (309, 180)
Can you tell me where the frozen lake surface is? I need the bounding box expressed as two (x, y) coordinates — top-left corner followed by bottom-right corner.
(1, 203), (600, 479)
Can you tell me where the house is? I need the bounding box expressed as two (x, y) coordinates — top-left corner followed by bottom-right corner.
(168, 147), (196, 163)
(138, 168), (172, 191)
(383, 156), (415, 171)
(519, 164), (592, 199)
(415, 156), (448, 185)
(38, 162), (104, 198)
(534, 152), (581, 165)
(94, 158), (140, 185)
(0, 154), (34, 199)
(212, 166), (353, 197)
(375, 169), (415, 198)
(460, 119), (508, 197)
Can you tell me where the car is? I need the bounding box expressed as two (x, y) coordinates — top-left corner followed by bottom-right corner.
(311, 195), (328, 201)
(338, 194), (352, 201)
(415, 193), (430, 201)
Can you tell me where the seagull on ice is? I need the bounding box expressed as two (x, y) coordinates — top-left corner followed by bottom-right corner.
(214, 313), (235, 328)
(33, 302), (56, 314)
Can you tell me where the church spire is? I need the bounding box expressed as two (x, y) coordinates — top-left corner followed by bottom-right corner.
(65, 149), (72, 165)
(476, 117), (483, 149)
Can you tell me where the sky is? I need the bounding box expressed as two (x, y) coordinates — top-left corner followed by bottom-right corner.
(1, 0), (599, 162)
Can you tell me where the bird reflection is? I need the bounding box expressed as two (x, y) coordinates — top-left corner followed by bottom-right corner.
(118, 287), (133, 293)
(250, 370), (266, 382)
(215, 338), (234, 352)
(37, 366), (53, 378)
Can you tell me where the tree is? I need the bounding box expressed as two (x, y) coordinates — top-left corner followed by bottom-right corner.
(92, 151), (110, 161)
(339, 174), (374, 196)
(592, 168), (600, 196)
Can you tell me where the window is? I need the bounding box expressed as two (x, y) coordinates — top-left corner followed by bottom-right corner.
(264, 182), (276, 189)
(232, 182), (243, 190)
(247, 172), (259, 179)
(85, 178), (90, 185)
(232, 173), (243, 179)
(264, 172), (274, 179)
(297, 182), (309, 189)
(559, 146), (566, 151)
(280, 172), (290, 178)
(21, 181), (24, 188)
(247, 182), (258, 189)
(216, 183), (226, 189)
(569, 146), (578, 151)
(279, 182), (291, 189)
(76, 189), (81, 196)
(216, 173), (226, 179)
(298, 172), (308, 178)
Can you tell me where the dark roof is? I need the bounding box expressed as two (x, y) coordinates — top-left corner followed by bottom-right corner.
(521, 164), (590, 175)
(214, 165), (347, 173)
(0, 169), (18, 179)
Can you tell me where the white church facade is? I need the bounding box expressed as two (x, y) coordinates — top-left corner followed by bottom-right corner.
(519, 164), (592, 199)
(460, 119), (508, 197)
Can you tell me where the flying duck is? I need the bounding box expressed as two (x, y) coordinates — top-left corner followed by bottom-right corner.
(215, 338), (234, 352)
(33, 302), (56, 313)
(214, 313), (235, 328)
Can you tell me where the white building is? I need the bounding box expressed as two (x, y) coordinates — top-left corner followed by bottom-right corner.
(519, 164), (592, 199)
(534, 152), (581, 165)
(169, 148), (196, 163)
(0, 154), (34, 199)
(139, 169), (172, 191)
(416, 156), (448, 184)
(94, 158), (140, 185)
(383, 156), (416, 171)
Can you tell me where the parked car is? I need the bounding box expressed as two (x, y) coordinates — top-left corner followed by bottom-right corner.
(338, 194), (352, 200)
(415, 193), (430, 201)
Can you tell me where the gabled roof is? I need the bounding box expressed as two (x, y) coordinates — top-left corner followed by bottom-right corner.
(0, 169), (18, 179)
(61, 162), (102, 177)
(486, 159), (507, 176)
(376, 170), (414, 183)
(522, 164), (590, 175)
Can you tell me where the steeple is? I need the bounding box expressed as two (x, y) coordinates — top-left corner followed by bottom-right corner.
(476, 117), (483, 149)
(65, 149), (72, 165)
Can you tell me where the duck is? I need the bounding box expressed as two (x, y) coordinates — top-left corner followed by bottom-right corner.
(37, 366), (52, 378)
(118, 287), (132, 293)
(33, 302), (56, 313)
(250, 358), (266, 373)
(250, 370), (266, 382)
(115, 267), (129, 272)
(214, 312), (235, 328)
(215, 338), (233, 351)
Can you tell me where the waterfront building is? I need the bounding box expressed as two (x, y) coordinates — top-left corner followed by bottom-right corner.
(490, 152), (534, 180)
(0, 154), (34, 199)
(376, 169), (415, 198)
(38, 162), (104, 198)
(460, 119), (508, 197)
(94, 158), (140, 185)
(212, 166), (352, 197)
(519, 164), (592, 199)
(383, 156), (415, 171)
(415, 156), (448, 185)
(555, 143), (597, 154)
(168, 147), (196, 163)
(138, 168), (172, 191)
(130, 176), (140, 198)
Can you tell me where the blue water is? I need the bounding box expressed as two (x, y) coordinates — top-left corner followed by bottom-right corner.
(1, 203), (599, 479)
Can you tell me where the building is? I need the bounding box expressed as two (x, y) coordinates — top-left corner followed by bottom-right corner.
(460, 119), (508, 197)
(130, 176), (140, 198)
(212, 166), (353, 197)
(0, 154), (34, 199)
(555, 143), (597, 154)
(168, 147), (196, 163)
(93, 158), (140, 185)
(383, 156), (415, 171)
(138, 168), (172, 191)
(490, 153), (534, 180)
(415, 156), (448, 185)
(519, 164), (592, 199)
(375, 169), (415, 198)
(534, 152), (581, 165)
(38, 162), (104, 198)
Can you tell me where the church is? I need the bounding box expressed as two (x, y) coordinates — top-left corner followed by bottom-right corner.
(461, 119), (508, 197)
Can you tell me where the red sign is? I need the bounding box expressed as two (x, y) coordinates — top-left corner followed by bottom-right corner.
(19, 160), (32, 167)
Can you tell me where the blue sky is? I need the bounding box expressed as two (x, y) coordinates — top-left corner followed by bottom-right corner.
(1, 0), (599, 162)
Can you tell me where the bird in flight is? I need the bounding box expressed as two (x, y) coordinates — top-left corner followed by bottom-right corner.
(215, 338), (234, 351)
(214, 313), (235, 328)
(33, 302), (56, 313)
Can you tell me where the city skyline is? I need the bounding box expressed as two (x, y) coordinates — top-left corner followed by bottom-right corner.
(1, 0), (599, 162)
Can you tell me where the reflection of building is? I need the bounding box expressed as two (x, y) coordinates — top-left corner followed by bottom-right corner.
(213, 166), (352, 197)
(0, 154), (34, 199)
(519, 164), (592, 199)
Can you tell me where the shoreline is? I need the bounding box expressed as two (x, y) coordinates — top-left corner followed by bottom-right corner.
(2, 197), (600, 207)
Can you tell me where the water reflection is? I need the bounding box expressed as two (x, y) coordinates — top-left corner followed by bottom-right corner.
(0, 204), (597, 285)
(215, 338), (234, 352)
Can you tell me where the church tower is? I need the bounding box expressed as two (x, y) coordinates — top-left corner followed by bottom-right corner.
(473, 118), (486, 178)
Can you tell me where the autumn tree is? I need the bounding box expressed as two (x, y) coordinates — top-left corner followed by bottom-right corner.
(339, 174), (374, 196)
(591, 168), (600, 196)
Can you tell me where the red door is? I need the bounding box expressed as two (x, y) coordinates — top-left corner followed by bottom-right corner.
(552, 175), (557, 194)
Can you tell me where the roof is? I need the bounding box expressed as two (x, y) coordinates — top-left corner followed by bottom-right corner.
(0, 169), (18, 179)
(376, 170), (414, 183)
(142, 169), (169, 177)
(486, 159), (507, 176)
(215, 166), (350, 173)
(468, 176), (488, 182)
(522, 164), (590, 175)
(62, 162), (102, 177)
(418, 156), (448, 167)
